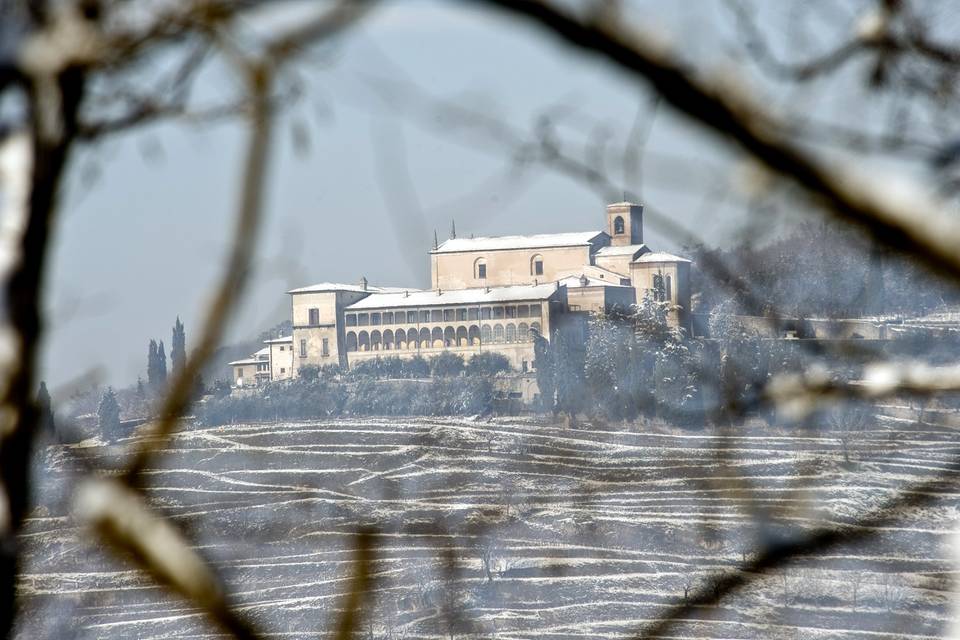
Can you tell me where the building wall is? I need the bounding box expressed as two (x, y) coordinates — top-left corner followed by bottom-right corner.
(268, 342), (294, 381)
(629, 261), (691, 329)
(431, 245), (596, 290)
(343, 294), (566, 372)
(593, 253), (636, 277)
(567, 286), (635, 314)
(291, 289), (370, 376)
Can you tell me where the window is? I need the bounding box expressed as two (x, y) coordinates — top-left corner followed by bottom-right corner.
(300, 339), (307, 358)
(474, 257), (487, 279)
(345, 314), (357, 327)
(493, 307), (504, 319)
(419, 310), (430, 323)
(531, 254), (544, 276)
(237, 368), (244, 378)
(280, 368), (285, 374)
(614, 215), (625, 234)
(358, 313), (369, 326)
(383, 312), (393, 324)
(457, 308), (467, 321)
(322, 338), (329, 357)
(529, 304), (542, 317)
(308, 308), (320, 325)
(569, 304), (581, 311)
(443, 308), (454, 322)
(468, 308), (479, 320)
(481, 307), (491, 320)
(279, 345), (284, 351)
(517, 305), (529, 318)
(431, 309), (443, 322)
(407, 310), (417, 323)
(666, 275), (672, 302)
(653, 273), (665, 302)
(370, 312), (381, 326)
(505, 306), (516, 318)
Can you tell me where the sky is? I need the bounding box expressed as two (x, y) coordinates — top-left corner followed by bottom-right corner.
(37, 0), (886, 391)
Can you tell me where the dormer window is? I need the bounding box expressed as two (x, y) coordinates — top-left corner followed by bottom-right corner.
(613, 216), (625, 235)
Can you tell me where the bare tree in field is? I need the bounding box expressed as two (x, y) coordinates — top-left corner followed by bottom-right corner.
(4, 1), (960, 639)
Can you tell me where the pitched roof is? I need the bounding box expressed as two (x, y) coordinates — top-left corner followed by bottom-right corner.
(345, 283), (561, 310)
(557, 264), (631, 283)
(432, 231), (606, 254)
(287, 282), (412, 294)
(264, 335), (293, 344)
(559, 274), (630, 289)
(229, 347), (269, 366)
(595, 243), (649, 258)
(633, 251), (691, 264)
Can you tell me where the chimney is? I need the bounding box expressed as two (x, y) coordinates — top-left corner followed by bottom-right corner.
(403, 290), (409, 298)
(437, 287), (442, 295)
(359, 276), (368, 291)
(579, 274), (589, 287)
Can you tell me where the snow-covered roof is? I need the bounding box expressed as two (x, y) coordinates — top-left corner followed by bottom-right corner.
(287, 282), (411, 294)
(345, 283), (561, 310)
(559, 275), (630, 289)
(557, 264), (631, 282)
(433, 231), (606, 254)
(595, 243), (649, 258)
(229, 347), (269, 366)
(633, 251), (691, 264)
(264, 335), (293, 343)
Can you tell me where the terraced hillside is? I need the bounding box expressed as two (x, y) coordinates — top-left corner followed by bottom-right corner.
(15, 417), (960, 638)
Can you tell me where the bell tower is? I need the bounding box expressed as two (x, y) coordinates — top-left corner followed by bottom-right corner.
(606, 201), (643, 247)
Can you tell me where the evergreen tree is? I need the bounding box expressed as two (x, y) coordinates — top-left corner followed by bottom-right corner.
(157, 340), (168, 383)
(533, 329), (555, 413)
(147, 339), (159, 388)
(37, 381), (55, 433)
(97, 387), (121, 439)
(136, 376), (146, 400)
(171, 316), (186, 373)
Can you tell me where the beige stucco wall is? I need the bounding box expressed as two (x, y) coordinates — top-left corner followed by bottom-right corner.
(291, 289), (371, 376)
(567, 286), (635, 314)
(269, 342), (294, 381)
(593, 253), (635, 277)
(431, 245), (595, 290)
(344, 293), (566, 371)
(629, 261), (691, 329)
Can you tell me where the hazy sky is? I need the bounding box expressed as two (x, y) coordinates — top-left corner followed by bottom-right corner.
(38, 1), (873, 390)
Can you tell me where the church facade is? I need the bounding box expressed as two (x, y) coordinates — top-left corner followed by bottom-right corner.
(229, 202), (691, 387)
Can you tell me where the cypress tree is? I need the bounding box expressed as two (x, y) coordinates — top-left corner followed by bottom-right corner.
(97, 387), (121, 439)
(157, 340), (168, 384)
(147, 339), (159, 388)
(37, 381), (55, 433)
(171, 316), (186, 373)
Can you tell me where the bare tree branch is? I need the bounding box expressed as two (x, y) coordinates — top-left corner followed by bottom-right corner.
(475, 0), (960, 284)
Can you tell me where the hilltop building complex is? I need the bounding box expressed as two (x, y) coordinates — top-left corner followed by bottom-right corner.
(229, 202), (691, 387)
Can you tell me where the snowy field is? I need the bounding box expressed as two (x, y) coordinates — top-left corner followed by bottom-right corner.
(14, 417), (960, 639)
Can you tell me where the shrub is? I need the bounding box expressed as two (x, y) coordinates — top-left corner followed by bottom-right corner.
(299, 364), (320, 381)
(430, 352), (465, 377)
(402, 356), (430, 378)
(466, 352), (511, 376)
